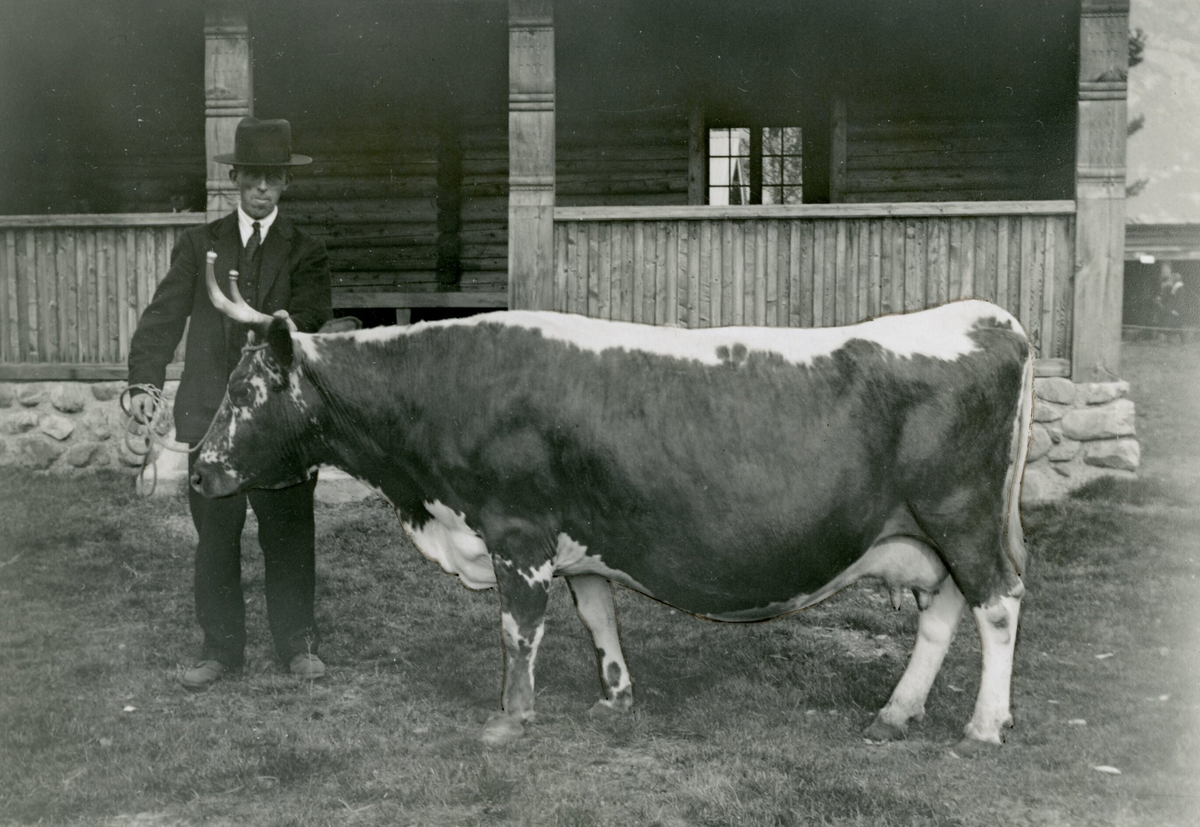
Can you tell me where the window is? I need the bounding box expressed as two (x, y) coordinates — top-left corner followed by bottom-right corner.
(708, 127), (802, 205)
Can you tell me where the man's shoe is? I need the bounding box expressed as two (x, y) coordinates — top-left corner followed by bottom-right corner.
(181, 659), (227, 691)
(289, 653), (325, 680)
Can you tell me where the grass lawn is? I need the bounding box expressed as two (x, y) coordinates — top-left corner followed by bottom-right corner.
(1, 339), (1198, 826)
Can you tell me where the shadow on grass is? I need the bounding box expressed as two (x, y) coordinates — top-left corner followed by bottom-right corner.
(1068, 474), (1193, 507)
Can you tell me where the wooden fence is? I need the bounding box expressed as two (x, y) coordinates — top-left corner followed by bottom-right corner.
(553, 202), (1076, 367)
(1, 202), (1078, 379)
(0, 214), (203, 378)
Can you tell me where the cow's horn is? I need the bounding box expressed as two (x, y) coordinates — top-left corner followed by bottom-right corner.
(204, 250), (273, 326)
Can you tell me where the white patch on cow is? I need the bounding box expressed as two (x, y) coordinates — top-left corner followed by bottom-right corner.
(553, 533), (654, 596)
(501, 612), (545, 696)
(519, 560), (554, 588)
(705, 535), (948, 622)
(287, 366), (306, 405)
(295, 333), (324, 365)
(347, 300), (1014, 368)
(248, 375), (269, 407)
(401, 500), (496, 590)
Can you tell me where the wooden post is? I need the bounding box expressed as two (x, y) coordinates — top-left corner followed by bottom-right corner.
(688, 102), (706, 206)
(749, 128), (763, 205)
(508, 0), (555, 310)
(205, 0), (253, 220)
(829, 98), (848, 205)
(1072, 0), (1129, 380)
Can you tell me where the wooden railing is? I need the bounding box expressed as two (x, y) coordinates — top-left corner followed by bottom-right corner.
(553, 201), (1076, 368)
(0, 214), (204, 379)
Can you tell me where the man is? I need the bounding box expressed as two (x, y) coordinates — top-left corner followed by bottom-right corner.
(128, 117), (333, 690)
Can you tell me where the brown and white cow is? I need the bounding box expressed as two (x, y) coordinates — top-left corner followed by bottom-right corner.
(191, 251), (1033, 750)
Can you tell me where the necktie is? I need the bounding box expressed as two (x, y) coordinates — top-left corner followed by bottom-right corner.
(241, 221), (262, 307)
(246, 221), (261, 260)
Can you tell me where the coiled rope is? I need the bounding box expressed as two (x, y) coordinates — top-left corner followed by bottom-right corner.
(119, 384), (197, 497)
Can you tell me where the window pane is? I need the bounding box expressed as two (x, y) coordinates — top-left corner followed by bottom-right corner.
(763, 153), (782, 188)
(763, 127), (781, 156)
(783, 126), (803, 156)
(729, 127), (750, 158)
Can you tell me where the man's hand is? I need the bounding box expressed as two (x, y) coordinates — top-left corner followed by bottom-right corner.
(130, 393), (158, 425)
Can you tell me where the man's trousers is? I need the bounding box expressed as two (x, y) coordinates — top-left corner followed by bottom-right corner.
(186, 450), (319, 668)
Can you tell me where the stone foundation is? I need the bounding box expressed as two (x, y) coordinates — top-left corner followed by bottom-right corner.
(1021, 377), (1140, 503)
(1, 377), (1139, 505)
(0, 380), (372, 503)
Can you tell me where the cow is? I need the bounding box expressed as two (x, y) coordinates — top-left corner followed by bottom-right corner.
(191, 251), (1033, 751)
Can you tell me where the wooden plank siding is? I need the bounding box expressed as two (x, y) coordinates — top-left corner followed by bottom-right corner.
(553, 203), (1075, 362)
(840, 115), (1075, 204)
(286, 120), (510, 302)
(0, 214), (201, 369)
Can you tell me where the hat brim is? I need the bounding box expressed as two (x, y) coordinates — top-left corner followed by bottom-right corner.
(213, 153), (313, 166)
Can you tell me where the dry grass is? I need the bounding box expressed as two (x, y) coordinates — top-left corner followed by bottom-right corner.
(1, 339), (1198, 826)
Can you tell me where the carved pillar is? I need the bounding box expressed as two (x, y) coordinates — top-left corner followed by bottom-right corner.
(508, 0), (555, 310)
(205, 0), (253, 220)
(829, 98), (848, 204)
(687, 102), (706, 206)
(1072, 0), (1129, 380)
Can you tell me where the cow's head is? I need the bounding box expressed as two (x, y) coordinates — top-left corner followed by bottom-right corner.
(190, 251), (358, 498)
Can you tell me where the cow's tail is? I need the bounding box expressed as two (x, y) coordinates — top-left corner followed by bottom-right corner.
(1004, 348), (1034, 577)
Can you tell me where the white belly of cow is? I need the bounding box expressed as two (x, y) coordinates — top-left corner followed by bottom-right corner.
(402, 501), (497, 591)
(400, 503), (653, 596)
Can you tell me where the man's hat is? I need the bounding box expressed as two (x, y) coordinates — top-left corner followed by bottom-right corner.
(212, 117), (312, 166)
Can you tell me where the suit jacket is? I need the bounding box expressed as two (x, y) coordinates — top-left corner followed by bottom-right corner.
(128, 211), (332, 443)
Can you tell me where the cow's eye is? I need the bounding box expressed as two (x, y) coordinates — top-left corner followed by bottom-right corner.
(229, 383), (255, 407)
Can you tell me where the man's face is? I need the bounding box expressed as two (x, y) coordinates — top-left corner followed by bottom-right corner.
(230, 166), (290, 220)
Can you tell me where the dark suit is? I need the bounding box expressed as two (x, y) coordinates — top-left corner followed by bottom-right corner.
(129, 211), (333, 669)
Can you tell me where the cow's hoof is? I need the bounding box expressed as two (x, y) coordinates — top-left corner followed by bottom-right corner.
(481, 713), (526, 747)
(949, 736), (1002, 757)
(863, 718), (907, 743)
(586, 698), (631, 718)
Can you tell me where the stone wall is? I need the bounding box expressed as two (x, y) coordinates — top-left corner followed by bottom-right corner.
(0, 380), (178, 473)
(0, 380), (370, 502)
(1, 378), (1139, 504)
(1022, 378), (1140, 503)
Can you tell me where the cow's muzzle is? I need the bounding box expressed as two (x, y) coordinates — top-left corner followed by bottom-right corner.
(190, 465), (242, 499)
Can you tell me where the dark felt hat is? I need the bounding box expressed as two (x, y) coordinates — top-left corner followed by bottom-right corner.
(212, 117), (312, 166)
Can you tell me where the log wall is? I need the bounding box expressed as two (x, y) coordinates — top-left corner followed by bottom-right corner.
(556, 116), (690, 208)
(0, 215), (202, 368)
(284, 121), (509, 303)
(839, 105), (1075, 204)
(553, 203), (1075, 363)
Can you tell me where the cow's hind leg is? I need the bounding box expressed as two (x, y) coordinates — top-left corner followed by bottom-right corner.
(567, 574), (633, 715)
(910, 496), (1026, 750)
(958, 588), (1022, 751)
(866, 577), (965, 742)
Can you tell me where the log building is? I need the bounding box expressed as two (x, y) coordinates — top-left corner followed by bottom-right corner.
(1, 0), (1130, 386)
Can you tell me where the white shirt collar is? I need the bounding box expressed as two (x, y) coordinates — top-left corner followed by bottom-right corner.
(236, 205), (279, 245)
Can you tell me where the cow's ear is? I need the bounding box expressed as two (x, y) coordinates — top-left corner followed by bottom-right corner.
(266, 316), (295, 371)
(318, 316), (362, 334)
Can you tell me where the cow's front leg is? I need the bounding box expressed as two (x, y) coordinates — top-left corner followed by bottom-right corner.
(479, 515), (553, 747)
(567, 574), (633, 714)
(865, 577), (965, 742)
